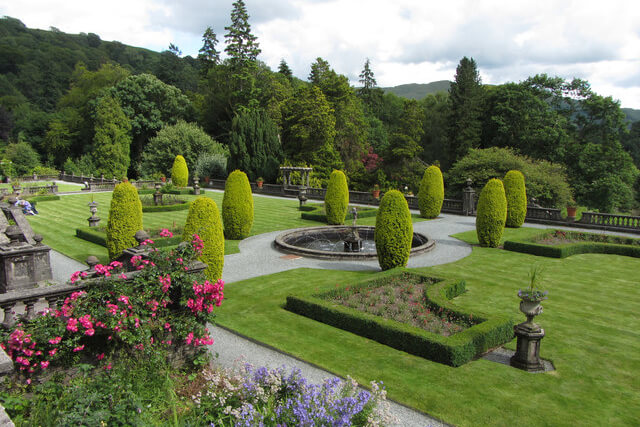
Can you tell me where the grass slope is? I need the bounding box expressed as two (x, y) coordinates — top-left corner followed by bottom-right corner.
(214, 227), (640, 426)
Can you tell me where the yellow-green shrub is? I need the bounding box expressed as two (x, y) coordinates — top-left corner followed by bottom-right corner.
(222, 170), (254, 239)
(504, 170), (527, 228)
(375, 190), (413, 270)
(324, 170), (349, 225)
(171, 155), (189, 187)
(418, 165), (444, 218)
(183, 197), (224, 280)
(106, 182), (143, 259)
(476, 178), (507, 247)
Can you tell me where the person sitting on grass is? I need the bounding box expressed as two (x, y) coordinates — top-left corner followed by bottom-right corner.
(15, 198), (38, 215)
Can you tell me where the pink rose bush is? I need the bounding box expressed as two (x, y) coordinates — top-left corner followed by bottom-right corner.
(1, 235), (224, 379)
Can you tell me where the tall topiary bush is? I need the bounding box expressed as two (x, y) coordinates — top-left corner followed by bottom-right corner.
(375, 190), (413, 270)
(324, 170), (349, 225)
(222, 170), (254, 239)
(171, 155), (189, 187)
(106, 182), (143, 259)
(476, 178), (507, 247)
(418, 165), (444, 218)
(504, 170), (527, 228)
(183, 197), (224, 280)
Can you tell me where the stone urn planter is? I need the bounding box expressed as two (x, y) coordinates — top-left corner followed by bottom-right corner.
(256, 178), (264, 189)
(566, 205), (577, 220)
(372, 185), (380, 199)
(519, 299), (543, 328)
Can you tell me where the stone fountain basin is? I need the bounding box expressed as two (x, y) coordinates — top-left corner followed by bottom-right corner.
(274, 225), (435, 260)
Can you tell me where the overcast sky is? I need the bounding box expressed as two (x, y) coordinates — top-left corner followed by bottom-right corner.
(2, 0), (640, 108)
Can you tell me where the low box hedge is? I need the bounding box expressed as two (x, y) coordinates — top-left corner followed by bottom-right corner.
(25, 194), (61, 206)
(141, 202), (190, 213)
(76, 226), (183, 249)
(165, 188), (203, 195)
(504, 230), (640, 259)
(300, 204), (378, 223)
(285, 268), (514, 367)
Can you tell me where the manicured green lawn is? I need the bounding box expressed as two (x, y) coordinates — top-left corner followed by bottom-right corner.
(26, 191), (427, 264)
(214, 227), (640, 426)
(0, 181), (83, 193)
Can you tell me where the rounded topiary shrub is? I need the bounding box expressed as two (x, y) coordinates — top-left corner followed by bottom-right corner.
(106, 182), (143, 259)
(375, 190), (413, 270)
(503, 170), (527, 228)
(171, 155), (189, 187)
(324, 170), (349, 225)
(222, 170), (254, 239)
(183, 197), (224, 280)
(476, 178), (507, 248)
(418, 165), (444, 218)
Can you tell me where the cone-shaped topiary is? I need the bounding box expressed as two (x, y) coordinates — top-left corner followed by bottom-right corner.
(476, 178), (507, 247)
(183, 197), (224, 280)
(171, 155), (189, 187)
(324, 170), (349, 225)
(106, 181), (143, 259)
(503, 170), (527, 228)
(222, 170), (254, 239)
(418, 165), (444, 218)
(375, 190), (413, 270)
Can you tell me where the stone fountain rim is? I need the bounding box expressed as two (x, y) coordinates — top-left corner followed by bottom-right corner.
(274, 225), (435, 260)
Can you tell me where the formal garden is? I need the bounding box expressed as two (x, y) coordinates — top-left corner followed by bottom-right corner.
(0, 160), (636, 426)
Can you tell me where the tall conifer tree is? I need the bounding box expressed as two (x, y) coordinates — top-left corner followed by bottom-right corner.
(448, 56), (484, 168)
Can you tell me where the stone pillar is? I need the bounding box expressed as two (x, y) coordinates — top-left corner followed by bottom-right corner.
(153, 183), (163, 206)
(87, 201), (100, 227)
(193, 178), (200, 195)
(510, 324), (545, 372)
(463, 178), (476, 216)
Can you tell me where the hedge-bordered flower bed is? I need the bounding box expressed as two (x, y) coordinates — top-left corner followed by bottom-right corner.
(285, 268), (514, 367)
(504, 229), (640, 258)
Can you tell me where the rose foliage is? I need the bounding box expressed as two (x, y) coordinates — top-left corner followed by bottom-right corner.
(1, 234), (224, 379)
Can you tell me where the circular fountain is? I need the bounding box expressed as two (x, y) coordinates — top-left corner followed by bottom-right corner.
(274, 208), (434, 260)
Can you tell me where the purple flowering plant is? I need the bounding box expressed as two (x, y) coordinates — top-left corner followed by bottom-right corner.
(518, 265), (548, 302)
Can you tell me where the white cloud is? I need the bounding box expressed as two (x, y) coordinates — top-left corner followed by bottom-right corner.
(1, 0), (640, 107)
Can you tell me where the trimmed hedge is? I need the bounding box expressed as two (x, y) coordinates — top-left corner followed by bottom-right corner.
(222, 170), (254, 240)
(284, 269), (514, 367)
(76, 226), (182, 248)
(300, 204), (378, 223)
(171, 155), (189, 187)
(418, 165), (444, 219)
(324, 170), (349, 225)
(106, 182), (142, 259)
(503, 170), (526, 228)
(182, 197), (224, 280)
(142, 202), (190, 213)
(476, 179), (507, 248)
(166, 188), (204, 195)
(375, 190), (413, 270)
(504, 230), (640, 259)
(25, 195), (61, 203)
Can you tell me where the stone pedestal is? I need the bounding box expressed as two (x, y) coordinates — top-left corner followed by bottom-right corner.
(193, 178), (200, 195)
(510, 323), (545, 372)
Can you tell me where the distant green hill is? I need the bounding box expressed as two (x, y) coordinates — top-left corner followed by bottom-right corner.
(382, 81), (451, 100)
(622, 108), (640, 124)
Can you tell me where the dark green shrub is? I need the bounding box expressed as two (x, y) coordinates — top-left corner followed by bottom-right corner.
(418, 165), (444, 218)
(300, 204), (378, 222)
(222, 170), (254, 239)
(171, 155), (188, 187)
(106, 182), (143, 259)
(141, 202), (190, 213)
(375, 190), (413, 270)
(447, 147), (571, 208)
(183, 197), (224, 280)
(503, 170), (527, 228)
(324, 170), (349, 225)
(476, 178), (507, 247)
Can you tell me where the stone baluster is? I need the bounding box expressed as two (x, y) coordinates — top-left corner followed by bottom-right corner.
(0, 302), (16, 328)
(23, 298), (38, 320)
(45, 295), (61, 310)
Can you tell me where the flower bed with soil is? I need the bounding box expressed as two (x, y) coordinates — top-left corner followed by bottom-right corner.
(504, 229), (640, 258)
(285, 269), (514, 366)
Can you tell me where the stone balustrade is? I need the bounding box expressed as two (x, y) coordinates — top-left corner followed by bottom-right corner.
(525, 206), (563, 222)
(578, 212), (640, 231)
